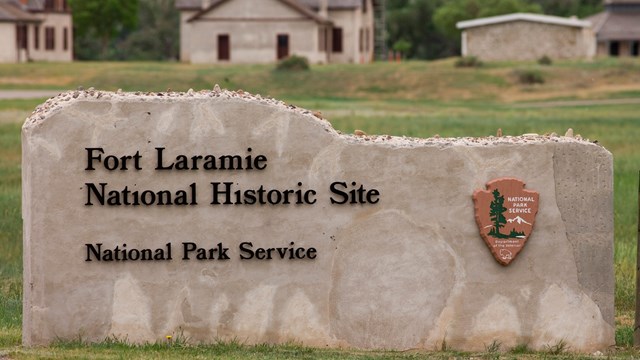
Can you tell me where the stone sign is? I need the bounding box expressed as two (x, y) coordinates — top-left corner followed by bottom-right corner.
(473, 178), (539, 266)
(22, 89), (614, 352)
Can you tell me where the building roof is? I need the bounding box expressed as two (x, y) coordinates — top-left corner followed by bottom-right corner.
(187, 0), (332, 24)
(456, 12), (591, 30)
(586, 10), (640, 40)
(605, 0), (640, 4)
(22, 0), (44, 11)
(297, 0), (362, 10)
(177, 0), (364, 11)
(175, 0), (202, 10)
(0, 0), (40, 22)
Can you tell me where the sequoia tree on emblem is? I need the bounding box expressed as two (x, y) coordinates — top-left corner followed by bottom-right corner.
(472, 178), (539, 266)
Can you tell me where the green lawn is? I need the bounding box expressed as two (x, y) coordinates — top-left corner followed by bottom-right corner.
(0, 59), (639, 358)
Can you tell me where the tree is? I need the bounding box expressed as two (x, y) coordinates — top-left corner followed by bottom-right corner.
(392, 39), (412, 58)
(529, 0), (603, 18)
(489, 189), (507, 238)
(69, 0), (138, 59)
(117, 0), (179, 60)
(385, 0), (600, 60)
(433, 0), (543, 39)
(386, 0), (456, 59)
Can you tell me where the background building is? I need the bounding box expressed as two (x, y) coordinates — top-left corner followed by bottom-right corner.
(176, 0), (375, 64)
(587, 0), (640, 57)
(0, 0), (72, 63)
(456, 13), (595, 61)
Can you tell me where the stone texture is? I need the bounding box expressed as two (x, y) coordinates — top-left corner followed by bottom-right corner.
(462, 20), (594, 61)
(22, 89), (614, 352)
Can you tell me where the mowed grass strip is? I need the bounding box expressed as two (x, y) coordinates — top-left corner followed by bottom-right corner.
(0, 58), (639, 102)
(0, 60), (638, 357)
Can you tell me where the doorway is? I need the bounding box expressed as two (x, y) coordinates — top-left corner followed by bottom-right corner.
(609, 41), (620, 56)
(277, 34), (289, 60)
(218, 34), (230, 61)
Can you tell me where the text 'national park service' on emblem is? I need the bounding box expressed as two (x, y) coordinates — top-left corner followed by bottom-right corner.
(472, 178), (539, 266)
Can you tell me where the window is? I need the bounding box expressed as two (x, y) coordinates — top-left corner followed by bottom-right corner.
(45, 27), (55, 50)
(359, 28), (363, 52)
(16, 24), (28, 49)
(218, 34), (230, 60)
(609, 41), (619, 56)
(44, 0), (54, 11)
(332, 27), (343, 53)
(632, 41), (639, 57)
(34, 25), (40, 49)
(362, 0), (367, 13)
(63, 27), (68, 51)
(365, 28), (370, 52)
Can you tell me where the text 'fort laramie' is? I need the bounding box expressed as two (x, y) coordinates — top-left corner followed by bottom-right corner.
(83, 147), (381, 207)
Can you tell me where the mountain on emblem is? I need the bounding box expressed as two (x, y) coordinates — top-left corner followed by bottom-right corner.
(472, 178), (539, 266)
(507, 216), (532, 225)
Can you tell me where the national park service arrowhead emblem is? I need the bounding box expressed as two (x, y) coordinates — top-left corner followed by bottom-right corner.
(473, 178), (539, 266)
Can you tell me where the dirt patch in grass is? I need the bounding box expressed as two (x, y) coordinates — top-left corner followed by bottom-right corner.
(0, 110), (30, 125)
(0, 76), (74, 88)
(502, 83), (640, 103)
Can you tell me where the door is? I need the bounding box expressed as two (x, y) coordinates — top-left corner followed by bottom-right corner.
(218, 34), (230, 61)
(277, 34), (289, 60)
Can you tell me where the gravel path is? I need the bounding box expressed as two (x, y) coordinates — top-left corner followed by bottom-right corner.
(0, 90), (64, 100)
(511, 97), (640, 108)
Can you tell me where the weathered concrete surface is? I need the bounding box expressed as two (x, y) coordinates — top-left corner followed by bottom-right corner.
(22, 89), (614, 352)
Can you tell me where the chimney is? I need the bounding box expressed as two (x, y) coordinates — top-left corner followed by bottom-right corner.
(319, 0), (328, 18)
(201, 0), (211, 9)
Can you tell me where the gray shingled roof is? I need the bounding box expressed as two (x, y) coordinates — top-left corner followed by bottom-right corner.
(457, 13), (590, 29)
(297, 0), (362, 10)
(177, 0), (364, 10)
(175, 0), (201, 10)
(187, 0), (332, 24)
(587, 10), (640, 40)
(0, 0), (41, 22)
(605, 0), (640, 4)
(24, 0), (45, 11)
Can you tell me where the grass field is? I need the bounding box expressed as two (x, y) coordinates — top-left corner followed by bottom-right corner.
(0, 59), (639, 358)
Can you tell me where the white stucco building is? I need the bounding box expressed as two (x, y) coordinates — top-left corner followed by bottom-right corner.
(176, 0), (375, 64)
(0, 0), (72, 63)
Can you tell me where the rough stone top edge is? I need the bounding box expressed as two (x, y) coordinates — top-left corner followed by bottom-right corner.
(22, 88), (608, 151)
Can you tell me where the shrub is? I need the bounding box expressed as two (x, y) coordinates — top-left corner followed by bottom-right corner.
(515, 69), (545, 84)
(392, 39), (412, 58)
(275, 55), (310, 71)
(455, 56), (482, 68)
(538, 55), (552, 65)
